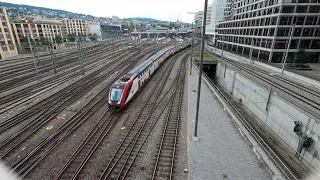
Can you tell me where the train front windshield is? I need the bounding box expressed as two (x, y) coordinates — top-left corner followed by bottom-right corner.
(110, 88), (123, 103)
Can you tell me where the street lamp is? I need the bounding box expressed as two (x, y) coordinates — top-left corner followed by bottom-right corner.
(193, 0), (209, 141)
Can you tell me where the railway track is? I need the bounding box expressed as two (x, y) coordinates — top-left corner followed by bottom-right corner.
(151, 57), (186, 180)
(0, 47), (136, 113)
(205, 49), (320, 116)
(0, 43), (108, 80)
(0, 45), (156, 133)
(0, 51), (141, 163)
(0, 47), (155, 179)
(0, 43), (126, 93)
(98, 50), (189, 180)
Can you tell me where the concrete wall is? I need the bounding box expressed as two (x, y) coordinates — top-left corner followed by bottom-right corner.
(215, 62), (320, 171)
(206, 44), (320, 89)
(89, 24), (102, 40)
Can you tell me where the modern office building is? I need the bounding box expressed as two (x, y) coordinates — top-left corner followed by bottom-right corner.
(0, 8), (18, 59)
(194, 11), (204, 28)
(206, 4), (213, 26)
(206, 0), (230, 39)
(12, 19), (63, 47)
(213, 0), (320, 63)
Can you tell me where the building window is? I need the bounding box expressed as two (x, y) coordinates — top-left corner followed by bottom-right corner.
(290, 40), (299, 49)
(309, 6), (320, 13)
(277, 28), (290, 36)
(296, 6), (308, 13)
(314, 28), (320, 36)
(293, 16), (306, 25)
(266, 40), (272, 48)
(311, 40), (320, 49)
(305, 16), (317, 25)
(271, 17), (278, 25)
(298, 0), (309, 2)
(294, 28), (302, 36)
(269, 28), (275, 36)
(302, 28), (314, 36)
(280, 16), (292, 25)
(300, 40), (311, 49)
(282, 6), (294, 13)
(275, 40), (287, 49)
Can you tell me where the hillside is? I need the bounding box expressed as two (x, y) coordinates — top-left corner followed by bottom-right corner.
(0, 1), (96, 21)
(0, 1), (191, 26)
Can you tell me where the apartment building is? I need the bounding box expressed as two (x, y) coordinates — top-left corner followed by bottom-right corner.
(62, 19), (90, 37)
(213, 0), (320, 63)
(11, 19), (63, 47)
(0, 8), (18, 59)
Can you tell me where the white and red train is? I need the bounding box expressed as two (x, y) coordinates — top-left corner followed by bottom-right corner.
(108, 43), (190, 109)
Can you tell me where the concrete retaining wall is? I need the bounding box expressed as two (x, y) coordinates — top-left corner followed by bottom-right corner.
(205, 44), (320, 90)
(215, 61), (320, 171)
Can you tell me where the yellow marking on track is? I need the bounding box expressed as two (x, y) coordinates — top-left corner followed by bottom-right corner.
(46, 126), (53, 130)
(120, 126), (126, 130)
(21, 147), (26, 151)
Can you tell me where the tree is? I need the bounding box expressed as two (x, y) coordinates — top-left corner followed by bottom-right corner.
(67, 33), (76, 42)
(294, 49), (310, 67)
(39, 36), (49, 45)
(89, 33), (98, 41)
(55, 35), (63, 44)
(20, 36), (28, 43)
(13, 19), (22, 23)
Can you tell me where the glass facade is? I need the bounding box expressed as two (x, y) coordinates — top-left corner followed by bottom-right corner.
(211, 0), (320, 63)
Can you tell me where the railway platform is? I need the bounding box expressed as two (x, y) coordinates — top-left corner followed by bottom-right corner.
(187, 65), (271, 180)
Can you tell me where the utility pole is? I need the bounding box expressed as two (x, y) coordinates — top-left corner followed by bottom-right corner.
(33, 40), (41, 64)
(190, 22), (195, 75)
(249, 37), (254, 64)
(49, 40), (57, 74)
(77, 36), (85, 75)
(27, 35), (39, 79)
(282, 24), (295, 74)
(221, 32), (225, 60)
(194, 0), (208, 141)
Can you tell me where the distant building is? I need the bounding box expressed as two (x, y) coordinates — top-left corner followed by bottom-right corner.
(89, 23), (102, 40)
(62, 19), (90, 37)
(11, 19), (63, 47)
(206, 4), (212, 26)
(0, 7), (18, 59)
(194, 11), (203, 28)
(100, 24), (122, 39)
(112, 16), (119, 24)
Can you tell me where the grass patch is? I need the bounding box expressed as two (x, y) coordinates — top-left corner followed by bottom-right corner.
(194, 52), (218, 62)
(286, 63), (312, 70)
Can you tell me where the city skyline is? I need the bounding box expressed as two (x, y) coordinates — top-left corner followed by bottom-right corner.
(1, 0), (205, 23)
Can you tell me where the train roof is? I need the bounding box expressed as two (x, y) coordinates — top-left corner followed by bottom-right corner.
(124, 45), (175, 78)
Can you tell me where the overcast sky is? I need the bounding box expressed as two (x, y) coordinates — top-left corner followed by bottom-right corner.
(2, 0), (206, 23)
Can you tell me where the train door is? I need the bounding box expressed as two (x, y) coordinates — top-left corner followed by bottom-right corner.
(138, 80), (141, 91)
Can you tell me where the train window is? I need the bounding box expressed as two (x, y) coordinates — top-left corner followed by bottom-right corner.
(110, 89), (123, 103)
